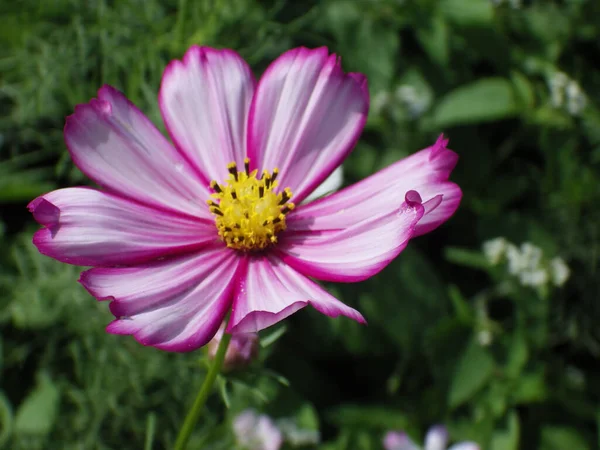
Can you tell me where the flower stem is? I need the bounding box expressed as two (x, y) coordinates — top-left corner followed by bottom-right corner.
(174, 331), (232, 450)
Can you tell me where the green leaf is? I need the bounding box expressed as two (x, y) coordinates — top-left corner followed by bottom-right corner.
(448, 338), (495, 408)
(14, 372), (59, 436)
(431, 78), (520, 127)
(505, 332), (529, 378)
(327, 404), (409, 430)
(512, 370), (547, 404)
(439, 0), (494, 27)
(416, 15), (449, 66)
(448, 285), (474, 323)
(540, 426), (590, 450)
(0, 391), (13, 448)
(491, 411), (520, 450)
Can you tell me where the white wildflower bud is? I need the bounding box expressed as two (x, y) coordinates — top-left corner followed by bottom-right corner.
(520, 242), (543, 269)
(550, 257), (570, 286)
(482, 237), (509, 265)
(278, 419), (320, 446)
(506, 243), (524, 275)
(372, 91), (391, 115)
(395, 85), (428, 118)
(566, 81), (587, 116)
(477, 329), (493, 347)
(549, 72), (569, 108)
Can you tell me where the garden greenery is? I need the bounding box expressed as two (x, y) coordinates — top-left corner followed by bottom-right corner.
(1, 0), (599, 448)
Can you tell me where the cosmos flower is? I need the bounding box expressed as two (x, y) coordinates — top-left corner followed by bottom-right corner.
(28, 46), (461, 351)
(383, 426), (479, 450)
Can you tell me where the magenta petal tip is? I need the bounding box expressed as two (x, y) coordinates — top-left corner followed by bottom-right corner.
(28, 197), (60, 228)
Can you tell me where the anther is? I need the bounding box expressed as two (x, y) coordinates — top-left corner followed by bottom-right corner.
(244, 158), (250, 175)
(210, 180), (222, 193)
(259, 186), (264, 198)
(279, 188), (292, 205)
(271, 168), (279, 183)
(227, 162), (238, 181)
(231, 190), (237, 200)
(210, 207), (223, 216)
(280, 203), (295, 215)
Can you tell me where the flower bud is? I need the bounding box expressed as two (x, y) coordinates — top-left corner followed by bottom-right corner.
(208, 323), (259, 371)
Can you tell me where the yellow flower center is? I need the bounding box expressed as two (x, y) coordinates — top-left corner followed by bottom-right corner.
(208, 158), (295, 252)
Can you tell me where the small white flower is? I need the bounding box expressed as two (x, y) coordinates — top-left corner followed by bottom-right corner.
(519, 269), (549, 287)
(549, 72), (569, 108)
(477, 329), (493, 347)
(566, 81), (587, 116)
(550, 257), (570, 286)
(372, 91), (391, 115)
(233, 410), (283, 450)
(278, 419), (320, 446)
(395, 85), (429, 118)
(482, 237), (509, 265)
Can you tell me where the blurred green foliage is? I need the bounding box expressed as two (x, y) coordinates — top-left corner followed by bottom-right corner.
(1, 0), (600, 448)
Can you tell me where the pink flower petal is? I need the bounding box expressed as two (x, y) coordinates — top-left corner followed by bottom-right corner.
(64, 85), (211, 219)
(29, 188), (217, 266)
(90, 245), (240, 352)
(278, 196), (424, 283)
(159, 46), (255, 183)
(287, 135), (461, 237)
(247, 47), (369, 204)
(228, 254), (365, 333)
(383, 431), (420, 450)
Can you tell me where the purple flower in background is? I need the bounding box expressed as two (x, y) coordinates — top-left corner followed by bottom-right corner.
(384, 426), (480, 450)
(233, 409), (283, 450)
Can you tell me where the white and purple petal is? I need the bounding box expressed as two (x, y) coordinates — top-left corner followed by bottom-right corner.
(82, 245), (239, 352)
(227, 254), (365, 334)
(424, 426), (449, 450)
(64, 85), (212, 219)
(247, 47), (369, 203)
(29, 187), (216, 267)
(447, 443), (480, 450)
(159, 46), (255, 183)
(287, 135), (461, 237)
(278, 194), (424, 283)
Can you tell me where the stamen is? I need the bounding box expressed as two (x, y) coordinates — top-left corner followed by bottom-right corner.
(279, 188), (292, 205)
(280, 203), (295, 215)
(227, 162), (238, 181)
(208, 159), (293, 251)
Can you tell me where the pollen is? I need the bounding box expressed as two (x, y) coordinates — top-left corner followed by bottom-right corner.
(208, 158), (295, 251)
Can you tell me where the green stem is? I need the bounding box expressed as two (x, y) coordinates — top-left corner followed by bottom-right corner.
(174, 331), (232, 450)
